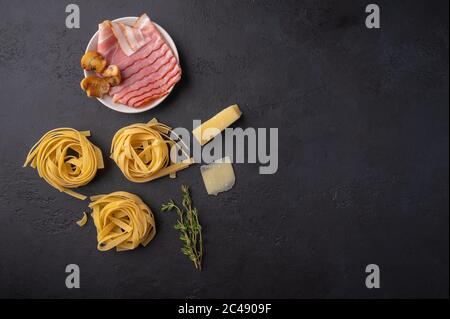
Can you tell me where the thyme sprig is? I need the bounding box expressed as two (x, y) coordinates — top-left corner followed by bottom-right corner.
(162, 185), (203, 270)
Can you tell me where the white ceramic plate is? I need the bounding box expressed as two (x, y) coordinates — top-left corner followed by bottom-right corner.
(84, 16), (180, 113)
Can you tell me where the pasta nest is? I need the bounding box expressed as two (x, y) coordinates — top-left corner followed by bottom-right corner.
(110, 119), (192, 183)
(23, 128), (104, 200)
(89, 191), (156, 251)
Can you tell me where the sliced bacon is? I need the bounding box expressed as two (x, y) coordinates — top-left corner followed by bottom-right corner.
(109, 13), (155, 56)
(110, 52), (175, 96)
(115, 63), (180, 104)
(131, 73), (181, 107)
(118, 67), (180, 106)
(111, 33), (165, 69)
(96, 13), (181, 108)
(120, 43), (170, 80)
(126, 71), (181, 106)
(98, 17), (166, 68)
(134, 14), (157, 38)
(97, 21), (118, 60)
(112, 58), (178, 101)
(134, 92), (170, 107)
(97, 21), (114, 50)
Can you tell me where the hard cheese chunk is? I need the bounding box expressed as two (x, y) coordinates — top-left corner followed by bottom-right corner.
(193, 104), (242, 146)
(200, 157), (235, 195)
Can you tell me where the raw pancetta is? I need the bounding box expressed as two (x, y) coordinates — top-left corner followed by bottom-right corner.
(97, 13), (181, 107)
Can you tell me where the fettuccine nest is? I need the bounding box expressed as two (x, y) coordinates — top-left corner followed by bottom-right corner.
(110, 119), (192, 183)
(23, 128), (104, 200)
(89, 191), (156, 251)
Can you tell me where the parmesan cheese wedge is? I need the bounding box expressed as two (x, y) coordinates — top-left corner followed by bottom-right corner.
(193, 104), (242, 146)
(200, 157), (235, 195)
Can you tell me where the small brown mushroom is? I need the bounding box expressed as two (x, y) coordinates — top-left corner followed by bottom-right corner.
(80, 76), (110, 98)
(81, 51), (107, 73)
(102, 65), (121, 86)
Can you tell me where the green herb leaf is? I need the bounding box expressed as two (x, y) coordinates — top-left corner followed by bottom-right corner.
(161, 185), (203, 270)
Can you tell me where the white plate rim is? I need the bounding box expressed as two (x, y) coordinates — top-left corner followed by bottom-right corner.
(84, 16), (180, 114)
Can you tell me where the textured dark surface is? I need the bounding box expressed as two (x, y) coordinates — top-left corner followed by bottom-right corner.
(0, 0), (448, 298)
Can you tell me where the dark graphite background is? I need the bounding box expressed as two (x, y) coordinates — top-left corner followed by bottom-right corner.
(0, 0), (448, 298)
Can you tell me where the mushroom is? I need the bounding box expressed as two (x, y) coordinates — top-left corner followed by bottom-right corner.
(81, 51), (107, 73)
(102, 65), (121, 86)
(80, 76), (110, 98)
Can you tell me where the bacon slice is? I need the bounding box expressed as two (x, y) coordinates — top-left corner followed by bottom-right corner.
(98, 21), (119, 63)
(96, 13), (181, 108)
(120, 43), (170, 80)
(98, 16), (166, 68)
(132, 73), (181, 107)
(117, 64), (180, 105)
(109, 45), (172, 95)
(111, 32), (166, 70)
(110, 52), (175, 97)
(113, 58), (178, 102)
(109, 13), (154, 56)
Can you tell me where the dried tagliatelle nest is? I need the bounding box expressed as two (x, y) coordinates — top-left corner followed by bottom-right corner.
(23, 128), (104, 200)
(110, 118), (193, 183)
(88, 191), (156, 252)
